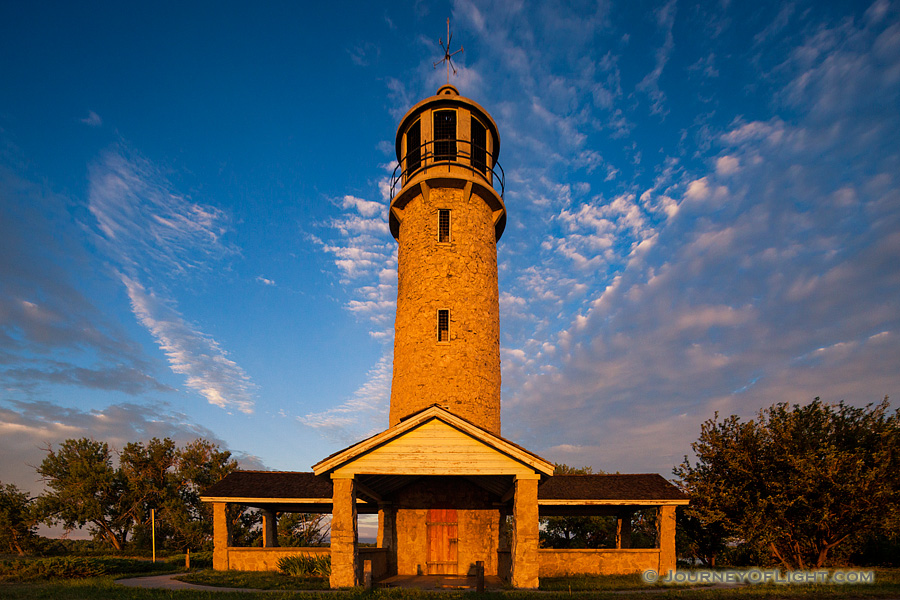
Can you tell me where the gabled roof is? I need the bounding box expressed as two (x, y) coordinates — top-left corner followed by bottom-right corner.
(539, 474), (689, 505)
(312, 404), (554, 477)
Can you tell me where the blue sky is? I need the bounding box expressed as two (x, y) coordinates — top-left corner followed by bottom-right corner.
(2, 0), (899, 505)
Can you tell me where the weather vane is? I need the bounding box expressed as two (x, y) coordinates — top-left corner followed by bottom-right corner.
(434, 18), (463, 84)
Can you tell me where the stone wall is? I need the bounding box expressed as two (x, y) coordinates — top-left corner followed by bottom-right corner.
(539, 549), (662, 577)
(389, 184), (501, 434)
(225, 547), (330, 572)
(358, 548), (389, 582)
(392, 477), (500, 576)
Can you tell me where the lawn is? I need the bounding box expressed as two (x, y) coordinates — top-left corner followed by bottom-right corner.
(1, 568), (898, 599)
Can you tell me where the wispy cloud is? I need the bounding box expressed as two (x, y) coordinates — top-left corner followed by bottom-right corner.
(88, 147), (233, 279)
(80, 110), (102, 127)
(88, 146), (255, 412)
(0, 165), (163, 397)
(299, 351), (392, 443)
(121, 276), (255, 413)
(303, 187), (397, 440)
(636, 0), (677, 117)
(313, 193), (397, 336)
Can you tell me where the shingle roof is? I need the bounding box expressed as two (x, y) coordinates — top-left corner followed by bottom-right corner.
(202, 471), (332, 500)
(201, 471), (688, 503)
(538, 474), (688, 501)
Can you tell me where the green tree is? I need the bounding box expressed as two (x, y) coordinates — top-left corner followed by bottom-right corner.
(119, 437), (179, 549)
(37, 438), (130, 551)
(168, 438), (238, 551)
(0, 482), (38, 555)
(675, 398), (900, 569)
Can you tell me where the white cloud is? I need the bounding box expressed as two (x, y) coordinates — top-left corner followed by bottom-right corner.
(499, 0), (900, 476)
(715, 155), (740, 176)
(299, 351), (391, 443)
(86, 147), (254, 412)
(122, 276), (255, 413)
(88, 147), (233, 278)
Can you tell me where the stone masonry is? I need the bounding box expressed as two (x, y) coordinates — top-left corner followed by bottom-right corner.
(389, 183), (501, 434)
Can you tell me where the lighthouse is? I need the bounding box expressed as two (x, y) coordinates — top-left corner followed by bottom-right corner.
(388, 83), (506, 435)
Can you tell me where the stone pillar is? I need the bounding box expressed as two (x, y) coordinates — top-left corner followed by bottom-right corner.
(261, 509), (278, 548)
(657, 505), (676, 576)
(616, 511), (632, 549)
(212, 502), (231, 570)
(377, 503), (397, 575)
(330, 476), (359, 588)
(510, 475), (539, 589)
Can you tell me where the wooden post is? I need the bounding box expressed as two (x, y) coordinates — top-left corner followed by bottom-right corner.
(616, 511), (632, 549)
(476, 560), (485, 593)
(151, 508), (156, 563)
(364, 559), (372, 590)
(261, 509), (278, 548)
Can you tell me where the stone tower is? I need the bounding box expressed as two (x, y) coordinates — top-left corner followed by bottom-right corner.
(388, 84), (506, 435)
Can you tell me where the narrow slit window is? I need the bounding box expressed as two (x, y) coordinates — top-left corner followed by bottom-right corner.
(433, 110), (457, 161)
(471, 118), (487, 174)
(406, 120), (421, 175)
(438, 209), (450, 243)
(437, 309), (449, 343)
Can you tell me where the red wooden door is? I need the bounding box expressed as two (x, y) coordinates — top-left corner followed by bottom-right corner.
(426, 508), (458, 575)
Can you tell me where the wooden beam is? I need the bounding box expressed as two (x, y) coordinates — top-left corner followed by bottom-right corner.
(353, 480), (383, 504)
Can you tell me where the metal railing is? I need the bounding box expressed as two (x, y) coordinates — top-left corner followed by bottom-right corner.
(390, 138), (505, 200)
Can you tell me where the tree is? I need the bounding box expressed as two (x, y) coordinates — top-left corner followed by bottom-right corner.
(0, 482), (38, 555)
(37, 438), (130, 551)
(35, 436), (239, 553)
(675, 398), (900, 569)
(119, 437), (179, 549)
(168, 438), (239, 551)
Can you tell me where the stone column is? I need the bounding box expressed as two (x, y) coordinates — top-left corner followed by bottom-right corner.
(657, 505), (676, 576)
(261, 509), (278, 548)
(330, 476), (359, 588)
(377, 503), (397, 576)
(212, 502), (232, 571)
(616, 511), (632, 549)
(510, 475), (539, 589)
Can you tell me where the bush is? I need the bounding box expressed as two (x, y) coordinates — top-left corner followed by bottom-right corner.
(276, 553), (330, 577)
(187, 550), (213, 569)
(0, 555), (177, 582)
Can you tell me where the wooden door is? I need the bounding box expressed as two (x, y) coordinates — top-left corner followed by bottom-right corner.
(426, 508), (458, 575)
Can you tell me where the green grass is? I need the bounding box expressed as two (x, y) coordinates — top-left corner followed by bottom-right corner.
(176, 568), (329, 590)
(540, 572), (653, 591)
(1, 568), (898, 599)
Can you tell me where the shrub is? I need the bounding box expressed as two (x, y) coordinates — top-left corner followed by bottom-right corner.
(0, 555), (176, 582)
(277, 553), (330, 577)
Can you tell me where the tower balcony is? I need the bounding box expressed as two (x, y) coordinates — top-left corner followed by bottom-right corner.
(390, 137), (505, 202)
